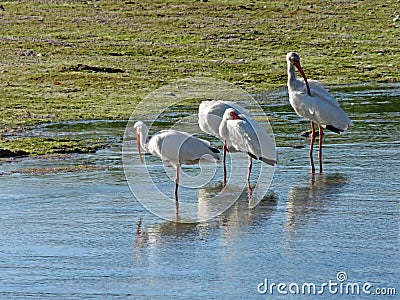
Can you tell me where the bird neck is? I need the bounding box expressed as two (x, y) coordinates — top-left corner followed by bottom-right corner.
(219, 117), (229, 140)
(287, 61), (297, 89)
(287, 62), (307, 93)
(138, 125), (150, 152)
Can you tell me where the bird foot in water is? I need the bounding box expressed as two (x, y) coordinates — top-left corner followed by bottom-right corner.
(301, 129), (319, 138)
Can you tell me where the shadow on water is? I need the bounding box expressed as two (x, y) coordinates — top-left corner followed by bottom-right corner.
(284, 173), (348, 232)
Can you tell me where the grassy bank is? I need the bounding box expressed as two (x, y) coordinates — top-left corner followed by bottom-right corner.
(0, 0), (399, 155)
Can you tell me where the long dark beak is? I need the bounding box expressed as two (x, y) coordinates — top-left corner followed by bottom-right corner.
(293, 59), (311, 96)
(136, 132), (144, 163)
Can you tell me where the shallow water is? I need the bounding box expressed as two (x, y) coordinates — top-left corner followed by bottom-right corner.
(0, 83), (399, 299)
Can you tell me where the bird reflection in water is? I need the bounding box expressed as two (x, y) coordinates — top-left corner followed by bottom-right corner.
(134, 183), (277, 251)
(285, 173), (348, 231)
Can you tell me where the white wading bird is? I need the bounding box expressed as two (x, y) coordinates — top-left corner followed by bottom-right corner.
(133, 121), (220, 203)
(286, 52), (351, 173)
(199, 100), (276, 185)
(199, 100), (247, 184)
(219, 108), (277, 184)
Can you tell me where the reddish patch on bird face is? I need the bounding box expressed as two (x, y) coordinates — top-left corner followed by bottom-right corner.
(230, 111), (242, 120)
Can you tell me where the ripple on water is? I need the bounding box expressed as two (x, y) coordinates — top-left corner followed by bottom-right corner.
(0, 83), (399, 299)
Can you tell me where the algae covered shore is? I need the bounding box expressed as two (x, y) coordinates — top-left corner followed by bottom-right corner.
(0, 0), (399, 156)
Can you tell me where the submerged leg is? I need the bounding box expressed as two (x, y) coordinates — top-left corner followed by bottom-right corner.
(318, 125), (323, 173)
(174, 165), (180, 217)
(223, 140), (227, 186)
(309, 121), (316, 173)
(174, 165), (180, 202)
(247, 155), (253, 182)
(247, 155), (253, 204)
(310, 172), (316, 186)
(247, 180), (253, 204)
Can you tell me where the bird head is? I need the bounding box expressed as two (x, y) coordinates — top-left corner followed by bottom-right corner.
(224, 108), (243, 121)
(133, 121), (145, 133)
(286, 52), (301, 64)
(286, 52), (311, 96)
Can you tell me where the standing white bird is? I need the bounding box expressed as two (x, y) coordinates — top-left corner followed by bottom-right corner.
(133, 121), (220, 204)
(219, 108), (277, 185)
(286, 52), (351, 173)
(199, 100), (252, 138)
(199, 100), (249, 184)
(199, 100), (276, 185)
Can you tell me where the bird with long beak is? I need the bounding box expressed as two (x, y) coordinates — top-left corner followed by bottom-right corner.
(133, 121), (220, 204)
(286, 52), (351, 173)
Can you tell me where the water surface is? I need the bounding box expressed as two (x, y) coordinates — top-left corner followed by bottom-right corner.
(0, 83), (399, 299)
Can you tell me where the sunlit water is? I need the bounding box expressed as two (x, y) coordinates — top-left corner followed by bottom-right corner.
(0, 84), (399, 299)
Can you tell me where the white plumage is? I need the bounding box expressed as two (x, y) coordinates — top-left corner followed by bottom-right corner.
(286, 52), (352, 173)
(199, 100), (276, 184)
(288, 83), (351, 134)
(286, 52), (351, 133)
(219, 108), (276, 182)
(199, 100), (251, 139)
(133, 121), (220, 201)
(219, 108), (276, 165)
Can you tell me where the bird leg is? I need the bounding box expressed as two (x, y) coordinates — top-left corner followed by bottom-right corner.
(310, 172), (316, 186)
(136, 132), (144, 163)
(318, 125), (323, 173)
(247, 156), (253, 204)
(247, 181), (253, 204)
(309, 121), (316, 173)
(247, 155), (253, 182)
(223, 140), (227, 186)
(174, 165), (180, 202)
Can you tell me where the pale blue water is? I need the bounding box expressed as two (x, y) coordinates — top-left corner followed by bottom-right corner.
(0, 84), (399, 299)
